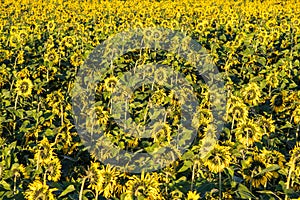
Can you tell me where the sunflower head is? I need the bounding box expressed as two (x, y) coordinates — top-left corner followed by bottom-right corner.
(271, 91), (287, 113)
(104, 76), (118, 93)
(186, 190), (200, 200)
(203, 143), (231, 173)
(242, 153), (273, 188)
(242, 82), (261, 105)
(15, 78), (33, 97)
(235, 120), (263, 147)
(228, 102), (249, 121)
(45, 157), (62, 182)
(25, 180), (56, 200)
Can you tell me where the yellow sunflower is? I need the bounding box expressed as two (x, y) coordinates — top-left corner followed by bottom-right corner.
(151, 121), (172, 145)
(47, 20), (56, 32)
(235, 120), (263, 147)
(257, 115), (276, 135)
(45, 157), (62, 182)
(186, 191), (200, 200)
(245, 152), (277, 188)
(228, 102), (249, 122)
(44, 49), (59, 64)
(270, 91), (287, 113)
(70, 52), (83, 67)
(292, 106), (300, 124)
(24, 180), (56, 200)
(15, 78), (33, 97)
(242, 82), (261, 106)
(203, 143), (231, 173)
(98, 164), (121, 198)
(124, 172), (161, 200)
(104, 76), (118, 93)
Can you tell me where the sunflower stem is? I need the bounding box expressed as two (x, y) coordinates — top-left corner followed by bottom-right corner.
(13, 174), (17, 196)
(79, 177), (87, 200)
(14, 93), (19, 110)
(219, 171), (222, 200)
(191, 162), (195, 190)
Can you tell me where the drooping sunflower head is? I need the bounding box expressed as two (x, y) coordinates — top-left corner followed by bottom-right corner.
(261, 149), (286, 168)
(151, 121), (172, 145)
(154, 67), (168, 86)
(24, 180), (56, 200)
(242, 82), (261, 106)
(289, 142), (300, 176)
(125, 172), (161, 200)
(45, 157), (62, 182)
(257, 115), (276, 135)
(270, 91), (287, 113)
(266, 71), (279, 88)
(15, 78), (33, 97)
(292, 106), (300, 124)
(242, 153), (273, 188)
(86, 162), (101, 191)
(98, 164), (121, 198)
(34, 136), (54, 165)
(203, 143), (231, 173)
(228, 102), (249, 121)
(235, 120), (263, 147)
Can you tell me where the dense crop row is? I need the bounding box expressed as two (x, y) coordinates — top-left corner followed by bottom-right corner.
(0, 0), (300, 199)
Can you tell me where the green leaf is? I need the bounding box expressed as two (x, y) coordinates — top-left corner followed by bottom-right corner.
(58, 185), (76, 198)
(178, 160), (193, 173)
(254, 165), (280, 177)
(235, 183), (256, 199)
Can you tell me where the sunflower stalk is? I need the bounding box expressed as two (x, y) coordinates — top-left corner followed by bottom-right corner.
(79, 177), (87, 200)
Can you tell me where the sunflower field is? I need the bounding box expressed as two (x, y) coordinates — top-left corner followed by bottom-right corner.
(0, 0), (300, 199)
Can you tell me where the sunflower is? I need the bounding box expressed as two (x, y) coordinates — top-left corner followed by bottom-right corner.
(62, 36), (75, 48)
(104, 76), (118, 93)
(98, 164), (121, 198)
(242, 153), (274, 188)
(9, 34), (20, 47)
(34, 136), (55, 166)
(261, 149), (286, 169)
(154, 67), (168, 86)
(0, 49), (10, 62)
(235, 120), (263, 147)
(125, 172), (161, 200)
(266, 71), (279, 89)
(203, 143), (231, 173)
(86, 162), (101, 191)
(18, 30), (28, 44)
(15, 78), (33, 97)
(186, 191), (200, 200)
(47, 20), (56, 32)
(24, 180), (56, 200)
(151, 89), (167, 106)
(95, 106), (110, 126)
(242, 82), (261, 106)
(151, 121), (172, 145)
(270, 91), (287, 113)
(288, 142), (300, 177)
(228, 102), (249, 122)
(44, 49), (59, 64)
(45, 157), (62, 182)
(70, 52), (83, 67)
(11, 163), (29, 179)
(292, 106), (300, 124)
(257, 115), (276, 135)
